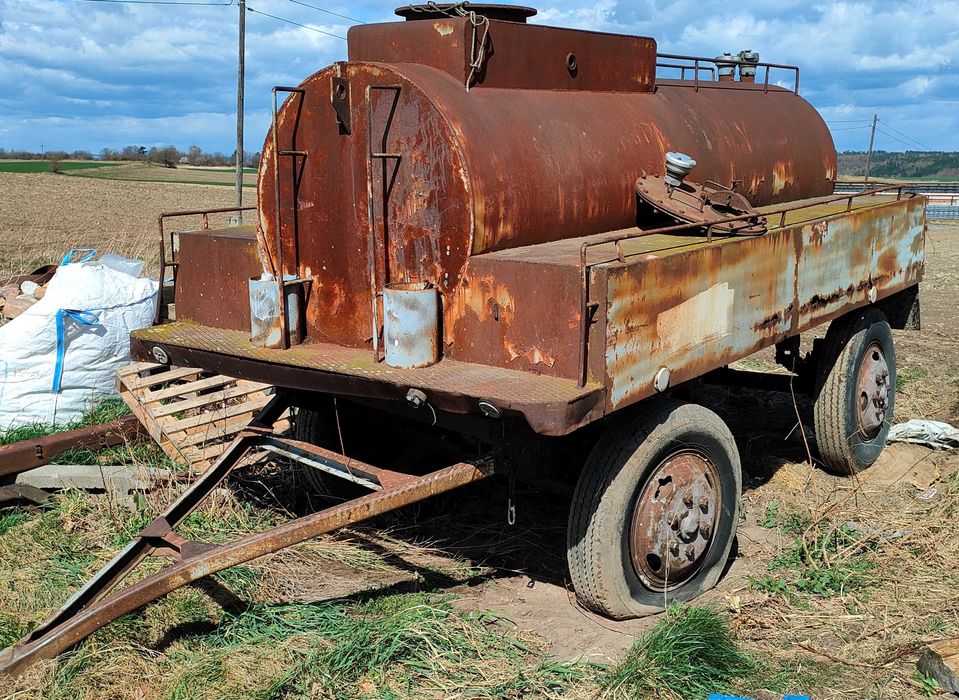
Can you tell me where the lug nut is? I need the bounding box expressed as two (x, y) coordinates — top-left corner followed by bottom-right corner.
(683, 492), (694, 507)
(698, 497), (709, 513)
(669, 541), (680, 556)
(685, 544), (696, 559)
(700, 522), (712, 538)
(670, 513), (681, 530)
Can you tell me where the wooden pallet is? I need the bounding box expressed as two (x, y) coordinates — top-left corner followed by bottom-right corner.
(117, 362), (290, 472)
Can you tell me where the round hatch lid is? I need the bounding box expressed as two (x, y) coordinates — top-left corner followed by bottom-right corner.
(396, 4), (537, 22)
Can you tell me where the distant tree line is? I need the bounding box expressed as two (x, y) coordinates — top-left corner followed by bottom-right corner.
(0, 146), (262, 169)
(838, 150), (959, 180)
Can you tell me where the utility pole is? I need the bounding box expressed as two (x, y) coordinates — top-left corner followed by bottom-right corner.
(863, 113), (878, 187)
(235, 0), (246, 224)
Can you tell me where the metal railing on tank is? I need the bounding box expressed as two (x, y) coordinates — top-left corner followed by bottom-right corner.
(655, 52), (800, 94)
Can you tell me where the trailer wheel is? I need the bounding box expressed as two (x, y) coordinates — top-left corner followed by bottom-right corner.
(291, 399), (340, 495)
(567, 400), (741, 619)
(814, 308), (896, 475)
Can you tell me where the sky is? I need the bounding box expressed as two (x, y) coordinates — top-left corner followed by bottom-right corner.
(0, 0), (957, 155)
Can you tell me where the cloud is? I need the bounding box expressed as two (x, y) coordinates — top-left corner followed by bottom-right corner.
(0, 0), (957, 152)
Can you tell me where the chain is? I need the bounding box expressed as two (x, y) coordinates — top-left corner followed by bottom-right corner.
(407, 2), (490, 90)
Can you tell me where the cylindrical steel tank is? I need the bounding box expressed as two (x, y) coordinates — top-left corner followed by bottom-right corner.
(258, 6), (836, 349)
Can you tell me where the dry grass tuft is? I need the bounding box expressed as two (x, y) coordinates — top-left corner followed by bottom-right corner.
(737, 445), (959, 698)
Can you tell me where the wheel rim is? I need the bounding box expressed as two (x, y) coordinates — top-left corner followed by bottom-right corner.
(855, 341), (890, 438)
(629, 450), (721, 591)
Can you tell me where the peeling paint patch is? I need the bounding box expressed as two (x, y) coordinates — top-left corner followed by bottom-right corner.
(433, 22), (454, 36)
(656, 282), (735, 358)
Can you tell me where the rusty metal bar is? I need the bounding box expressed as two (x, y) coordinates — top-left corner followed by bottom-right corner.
(271, 86), (306, 351)
(365, 84), (404, 363)
(0, 415), (143, 479)
(0, 393), (491, 677)
(656, 62), (715, 81)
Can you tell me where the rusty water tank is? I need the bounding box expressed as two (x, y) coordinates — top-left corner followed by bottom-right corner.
(258, 4), (837, 348)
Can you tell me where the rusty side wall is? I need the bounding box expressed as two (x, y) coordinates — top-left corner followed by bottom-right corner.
(603, 197), (925, 409)
(174, 229), (262, 332)
(348, 18), (656, 93)
(445, 254), (583, 377)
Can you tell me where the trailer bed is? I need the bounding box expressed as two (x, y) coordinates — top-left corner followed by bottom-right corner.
(134, 192), (925, 436)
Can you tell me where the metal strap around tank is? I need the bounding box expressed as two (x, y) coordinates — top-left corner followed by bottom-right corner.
(364, 84), (403, 362)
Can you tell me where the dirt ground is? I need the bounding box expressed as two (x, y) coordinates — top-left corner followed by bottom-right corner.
(1, 173), (958, 698)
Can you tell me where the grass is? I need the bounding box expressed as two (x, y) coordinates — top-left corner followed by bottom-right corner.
(67, 161), (257, 188)
(599, 604), (812, 700)
(896, 365), (928, 391)
(0, 161), (120, 173)
(750, 502), (877, 600)
(0, 396), (131, 447)
(0, 397), (178, 470)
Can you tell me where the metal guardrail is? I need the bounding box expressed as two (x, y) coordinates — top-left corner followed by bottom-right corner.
(656, 52), (800, 94)
(836, 182), (959, 195)
(927, 206), (959, 220)
(834, 183), (959, 219)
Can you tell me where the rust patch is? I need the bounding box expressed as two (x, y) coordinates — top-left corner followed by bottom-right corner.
(772, 161), (795, 196)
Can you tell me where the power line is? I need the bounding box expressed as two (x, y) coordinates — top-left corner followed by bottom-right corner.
(825, 119), (872, 124)
(247, 5), (346, 39)
(286, 0), (364, 24)
(829, 125), (871, 132)
(876, 125), (929, 151)
(78, 0), (232, 6)
(876, 119), (935, 151)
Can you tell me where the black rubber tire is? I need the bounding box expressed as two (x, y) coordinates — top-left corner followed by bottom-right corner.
(290, 398), (342, 496)
(813, 308), (896, 475)
(566, 399), (741, 619)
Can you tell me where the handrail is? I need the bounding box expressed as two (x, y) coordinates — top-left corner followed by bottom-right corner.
(270, 86), (307, 350)
(656, 62), (716, 81)
(656, 52), (800, 94)
(575, 184), (919, 386)
(365, 84), (404, 362)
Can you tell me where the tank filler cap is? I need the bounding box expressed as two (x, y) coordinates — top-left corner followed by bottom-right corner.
(715, 52), (737, 79)
(664, 152), (696, 188)
(738, 49), (759, 78)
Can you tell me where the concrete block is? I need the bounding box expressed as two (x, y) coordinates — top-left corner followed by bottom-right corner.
(16, 464), (171, 494)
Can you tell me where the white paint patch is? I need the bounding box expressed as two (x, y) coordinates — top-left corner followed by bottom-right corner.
(655, 282), (734, 358)
(433, 22), (454, 35)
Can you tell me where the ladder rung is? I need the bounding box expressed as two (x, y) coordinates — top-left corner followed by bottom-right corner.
(372, 152), (401, 158)
(279, 150), (307, 156)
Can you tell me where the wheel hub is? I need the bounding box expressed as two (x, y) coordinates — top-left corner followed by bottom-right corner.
(855, 342), (890, 438)
(629, 451), (721, 590)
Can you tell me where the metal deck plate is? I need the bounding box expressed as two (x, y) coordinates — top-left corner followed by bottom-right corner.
(132, 323), (605, 434)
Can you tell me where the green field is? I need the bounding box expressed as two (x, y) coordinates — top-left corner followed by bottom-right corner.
(189, 166), (258, 174)
(0, 160), (120, 173)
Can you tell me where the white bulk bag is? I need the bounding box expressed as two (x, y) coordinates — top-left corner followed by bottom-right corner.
(0, 255), (157, 431)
